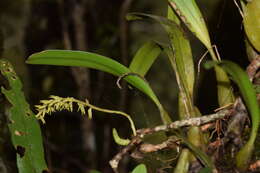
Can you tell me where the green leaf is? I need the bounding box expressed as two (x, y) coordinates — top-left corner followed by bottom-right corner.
(175, 131), (215, 170)
(243, 0), (260, 51)
(129, 41), (162, 77)
(167, 7), (195, 118)
(168, 0), (211, 49)
(128, 12), (195, 99)
(173, 149), (190, 173)
(0, 59), (48, 173)
(132, 164), (147, 173)
(89, 170), (102, 173)
(167, 0), (235, 107)
(198, 167), (212, 173)
(215, 66), (235, 106)
(205, 60), (260, 170)
(112, 128), (130, 146)
(26, 50), (172, 124)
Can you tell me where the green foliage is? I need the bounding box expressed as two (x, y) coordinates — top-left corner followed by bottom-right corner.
(129, 41), (162, 77)
(0, 59), (48, 173)
(169, 0), (235, 108)
(205, 60), (260, 170)
(243, 0), (260, 51)
(168, 0), (211, 49)
(27, 50), (172, 125)
(132, 164), (147, 173)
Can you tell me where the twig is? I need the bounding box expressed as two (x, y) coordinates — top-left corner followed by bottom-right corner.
(136, 110), (229, 137)
(109, 137), (142, 173)
(233, 0), (244, 18)
(110, 109), (230, 172)
(138, 137), (180, 153)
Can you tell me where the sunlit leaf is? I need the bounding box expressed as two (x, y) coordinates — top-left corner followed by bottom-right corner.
(132, 164), (147, 173)
(0, 59), (48, 173)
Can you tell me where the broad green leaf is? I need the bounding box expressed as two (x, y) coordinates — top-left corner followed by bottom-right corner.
(129, 41), (162, 77)
(26, 50), (172, 124)
(132, 164), (147, 173)
(0, 59), (48, 173)
(243, 0), (260, 51)
(168, 0), (211, 49)
(204, 60), (260, 170)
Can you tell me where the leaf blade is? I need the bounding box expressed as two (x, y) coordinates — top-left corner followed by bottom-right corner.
(129, 41), (162, 77)
(27, 50), (172, 124)
(132, 164), (147, 173)
(0, 59), (48, 173)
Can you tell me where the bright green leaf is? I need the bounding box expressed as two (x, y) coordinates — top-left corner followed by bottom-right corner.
(129, 41), (162, 77)
(26, 50), (172, 124)
(0, 59), (48, 173)
(132, 164), (147, 173)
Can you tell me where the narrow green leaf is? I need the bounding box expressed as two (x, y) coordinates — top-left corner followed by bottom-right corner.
(205, 60), (260, 170)
(127, 12), (195, 104)
(173, 149), (190, 173)
(215, 66), (235, 106)
(132, 164), (147, 173)
(112, 128), (130, 146)
(129, 41), (162, 77)
(167, 7), (195, 119)
(167, 0), (235, 107)
(0, 59), (48, 173)
(175, 131), (215, 170)
(243, 0), (260, 52)
(26, 50), (172, 124)
(168, 0), (211, 49)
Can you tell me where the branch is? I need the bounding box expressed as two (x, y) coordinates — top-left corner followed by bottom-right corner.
(109, 109), (230, 172)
